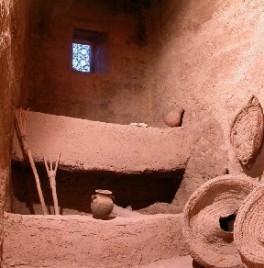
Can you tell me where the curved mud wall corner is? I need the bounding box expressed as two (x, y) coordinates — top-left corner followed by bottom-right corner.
(150, 0), (264, 210)
(7, 0), (264, 217)
(0, 0), (29, 261)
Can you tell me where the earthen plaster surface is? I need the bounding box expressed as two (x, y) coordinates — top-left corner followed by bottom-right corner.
(12, 110), (189, 173)
(22, 0), (159, 125)
(0, 0), (29, 261)
(152, 0), (264, 179)
(3, 212), (188, 268)
(3, 0), (264, 267)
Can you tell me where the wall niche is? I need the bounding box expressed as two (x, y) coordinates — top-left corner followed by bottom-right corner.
(11, 161), (184, 215)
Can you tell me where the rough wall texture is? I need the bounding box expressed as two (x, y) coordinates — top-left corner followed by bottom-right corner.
(3, 213), (188, 268)
(0, 0), (28, 261)
(12, 111), (189, 173)
(4, 1), (264, 266)
(22, 0), (159, 125)
(9, 0), (264, 215)
(15, 0), (259, 214)
(149, 0), (264, 208)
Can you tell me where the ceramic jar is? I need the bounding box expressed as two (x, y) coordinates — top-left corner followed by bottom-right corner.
(164, 107), (184, 127)
(90, 189), (114, 220)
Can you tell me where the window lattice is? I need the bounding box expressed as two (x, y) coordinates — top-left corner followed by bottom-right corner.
(72, 43), (91, 73)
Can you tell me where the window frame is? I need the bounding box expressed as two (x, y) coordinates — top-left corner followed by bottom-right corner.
(71, 28), (110, 74)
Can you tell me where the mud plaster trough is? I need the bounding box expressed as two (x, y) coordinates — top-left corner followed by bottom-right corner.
(8, 110), (191, 267)
(12, 110), (190, 173)
(3, 213), (188, 268)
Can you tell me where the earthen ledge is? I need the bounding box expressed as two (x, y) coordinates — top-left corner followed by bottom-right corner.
(3, 212), (189, 268)
(12, 111), (190, 174)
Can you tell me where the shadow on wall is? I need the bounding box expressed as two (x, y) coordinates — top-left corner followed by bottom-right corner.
(192, 260), (204, 268)
(11, 161), (185, 214)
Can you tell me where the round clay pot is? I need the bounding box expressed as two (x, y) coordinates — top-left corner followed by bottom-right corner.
(164, 107), (184, 127)
(90, 189), (114, 220)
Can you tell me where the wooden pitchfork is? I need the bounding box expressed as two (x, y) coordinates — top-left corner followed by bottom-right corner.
(44, 154), (61, 215)
(15, 108), (48, 215)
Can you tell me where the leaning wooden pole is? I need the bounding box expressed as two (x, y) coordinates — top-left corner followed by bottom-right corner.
(15, 108), (48, 215)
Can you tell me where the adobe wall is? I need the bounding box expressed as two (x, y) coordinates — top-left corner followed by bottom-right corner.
(0, 0), (29, 262)
(12, 111), (189, 173)
(150, 0), (264, 209)
(22, 0), (159, 125)
(9, 0), (264, 216)
(3, 213), (188, 268)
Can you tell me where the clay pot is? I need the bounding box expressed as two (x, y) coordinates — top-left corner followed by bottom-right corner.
(90, 189), (114, 220)
(164, 107), (184, 127)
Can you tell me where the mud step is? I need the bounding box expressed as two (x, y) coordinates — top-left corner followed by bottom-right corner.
(12, 110), (189, 174)
(3, 212), (188, 268)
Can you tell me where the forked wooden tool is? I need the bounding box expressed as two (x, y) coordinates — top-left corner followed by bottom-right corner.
(44, 154), (61, 215)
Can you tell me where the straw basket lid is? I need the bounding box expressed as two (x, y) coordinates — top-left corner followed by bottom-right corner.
(230, 95), (264, 168)
(234, 185), (264, 268)
(183, 174), (258, 268)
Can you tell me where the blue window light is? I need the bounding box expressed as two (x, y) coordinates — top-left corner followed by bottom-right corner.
(72, 43), (91, 73)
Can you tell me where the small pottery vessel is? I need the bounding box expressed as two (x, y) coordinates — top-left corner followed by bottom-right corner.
(164, 107), (184, 127)
(90, 189), (114, 220)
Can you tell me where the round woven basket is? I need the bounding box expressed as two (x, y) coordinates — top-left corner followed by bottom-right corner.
(183, 174), (258, 268)
(234, 185), (264, 268)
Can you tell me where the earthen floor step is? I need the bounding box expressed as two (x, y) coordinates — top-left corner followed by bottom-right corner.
(12, 110), (189, 174)
(3, 212), (189, 268)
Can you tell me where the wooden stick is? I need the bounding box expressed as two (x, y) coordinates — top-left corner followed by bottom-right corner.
(15, 108), (48, 215)
(44, 154), (61, 215)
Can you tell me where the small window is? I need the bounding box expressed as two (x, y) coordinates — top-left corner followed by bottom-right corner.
(72, 43), (92, 73)
(72, 29), (109, 74)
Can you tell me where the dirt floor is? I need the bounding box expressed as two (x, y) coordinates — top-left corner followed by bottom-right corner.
(141, 255), (201, 268)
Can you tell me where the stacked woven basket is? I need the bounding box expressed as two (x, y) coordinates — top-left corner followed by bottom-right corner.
(234, 185), (264, 268)
(183, 175), (258, 268)
(183, 96), (264, 267)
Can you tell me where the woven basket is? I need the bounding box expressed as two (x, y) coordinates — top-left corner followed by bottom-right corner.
(230, 96), (264, 168)
(234, 185), (264, 268)
(183, 175), (258, 268)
